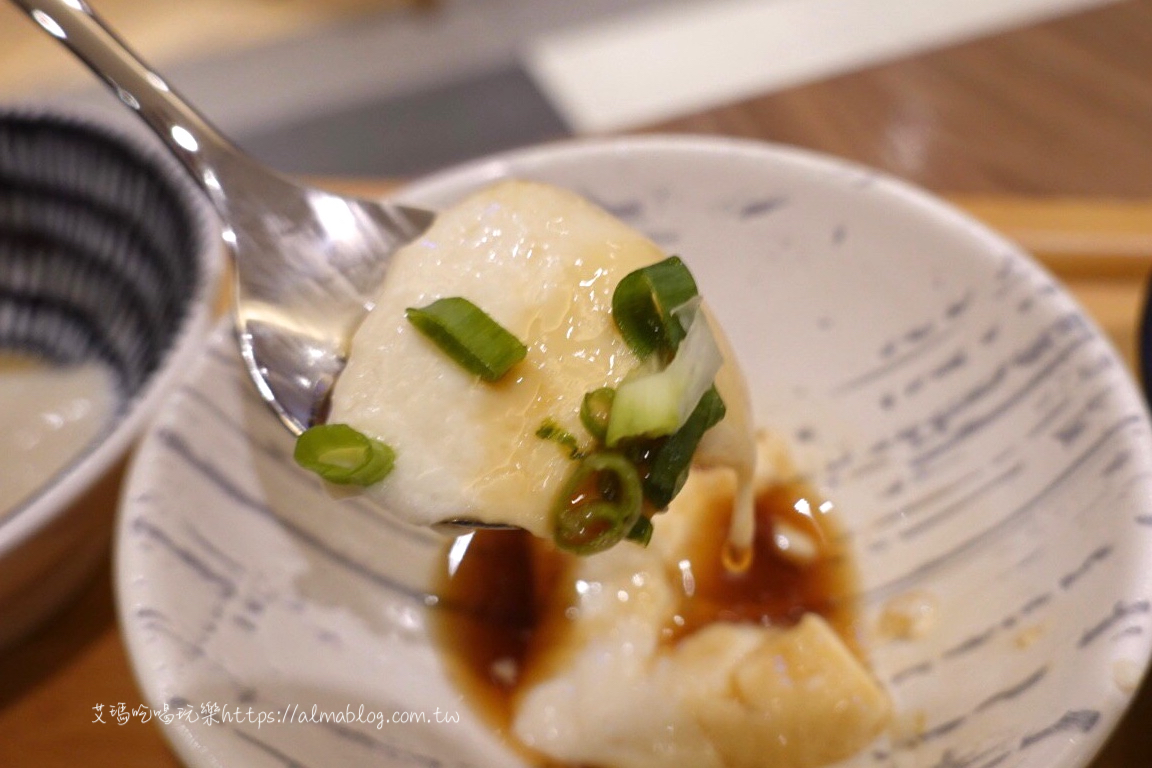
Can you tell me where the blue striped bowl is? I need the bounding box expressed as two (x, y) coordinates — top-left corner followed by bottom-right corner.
(0, 105), (221, 648)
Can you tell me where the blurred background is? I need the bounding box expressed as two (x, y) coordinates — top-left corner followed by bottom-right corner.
(1, 0), (1149, 191)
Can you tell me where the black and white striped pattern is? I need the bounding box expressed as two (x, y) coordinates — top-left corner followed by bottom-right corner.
(0, 109), (208, 398)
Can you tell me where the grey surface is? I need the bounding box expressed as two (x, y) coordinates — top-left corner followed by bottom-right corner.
(42, 0), (688, 177)
(240, 63), (570, 177)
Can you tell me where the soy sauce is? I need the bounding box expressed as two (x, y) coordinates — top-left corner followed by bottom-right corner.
(667, 479), (860, 654)
(430, 478), (862, 750)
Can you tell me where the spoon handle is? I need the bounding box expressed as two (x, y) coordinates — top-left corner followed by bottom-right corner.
(10, 0), (259, 205)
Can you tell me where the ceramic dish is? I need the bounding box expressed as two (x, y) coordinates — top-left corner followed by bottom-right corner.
(117, 135), (1152, 768)
(0, 105), (220, 649)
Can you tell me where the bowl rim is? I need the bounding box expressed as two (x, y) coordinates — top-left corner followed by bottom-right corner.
(0, 102), (223, 559)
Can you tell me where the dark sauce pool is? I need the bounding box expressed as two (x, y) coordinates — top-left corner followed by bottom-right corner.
(430, 477), (862, 760)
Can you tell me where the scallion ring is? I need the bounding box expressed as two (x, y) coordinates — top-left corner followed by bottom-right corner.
(604, 311), (724, 447)
(644, 386), (726, 508)
(294, 423), (396, 486)
(406, 297), (527, 381)
(536, 418), (584, 459)
(579, 387), (615, 442)
(611, 256), (699, 360)
(552, 451), (644, 555)
(625, 515), (654, 547)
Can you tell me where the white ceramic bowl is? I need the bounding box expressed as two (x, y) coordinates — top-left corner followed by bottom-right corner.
(117, 135), (1152, 768)
(0, 105), (221, 649)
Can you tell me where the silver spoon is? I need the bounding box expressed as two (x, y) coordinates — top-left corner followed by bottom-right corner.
(12, 0), (435, 435)
(15, 0), (518, 532)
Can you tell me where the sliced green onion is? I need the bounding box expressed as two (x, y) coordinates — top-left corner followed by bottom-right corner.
(604, 372), (684, 446)
(536, 418), (583, 459)
(579, 387), (615, 442)
(406, 297), (527, 381)
(612, 256), (699, 360)
(645, 387), (726, 508)
(294, 423), (396, 486)
(604, 312), (724, 446)
(552, 451), (643, 555)
(625, 515), (654, 547)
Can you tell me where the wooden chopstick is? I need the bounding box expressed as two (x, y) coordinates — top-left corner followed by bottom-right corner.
(947, 195), (1152, 280)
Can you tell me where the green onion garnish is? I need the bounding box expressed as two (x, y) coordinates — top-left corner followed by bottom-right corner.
(536, 418), (584, 459)
(294, 423), (396, 486)
(552, 451), (644, 555)
(406, 297), (527, 381)
(604, 371), (684, 446)
(579, 387), (615, 442)
(612, 256), (699, 360)
(539, 255), (724, 554)
(625, 515), (654, 546)
(605, 312), (724, 446)
(645, 387), (726, 508)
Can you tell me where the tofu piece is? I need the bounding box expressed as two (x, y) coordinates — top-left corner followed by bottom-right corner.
(511, 464), (891, 768)
(328, 179), (753, 537)
(676, 616), (892, 768)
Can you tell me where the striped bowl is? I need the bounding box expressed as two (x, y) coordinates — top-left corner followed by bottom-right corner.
(118, 135), (1152, 768)
(0, 105), (221, 648)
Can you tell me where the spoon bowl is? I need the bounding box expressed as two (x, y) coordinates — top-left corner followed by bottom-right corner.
(12, 0), (435, 434)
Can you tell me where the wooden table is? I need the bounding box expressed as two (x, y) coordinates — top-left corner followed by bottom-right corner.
(4, 0), (1152, 765)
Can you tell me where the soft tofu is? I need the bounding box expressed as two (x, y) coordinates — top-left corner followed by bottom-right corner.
(328, 179), (754, 537)
(511, 462), (892, 768)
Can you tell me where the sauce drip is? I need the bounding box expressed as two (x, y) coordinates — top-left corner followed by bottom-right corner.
(430, 477), (861, 750)
(664, 479), (859, 653)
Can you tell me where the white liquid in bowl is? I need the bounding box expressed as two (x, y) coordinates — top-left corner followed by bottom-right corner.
(0, 354), (118, 521)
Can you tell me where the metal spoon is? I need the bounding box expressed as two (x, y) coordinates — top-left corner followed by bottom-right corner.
(12, 0), (435, 435)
